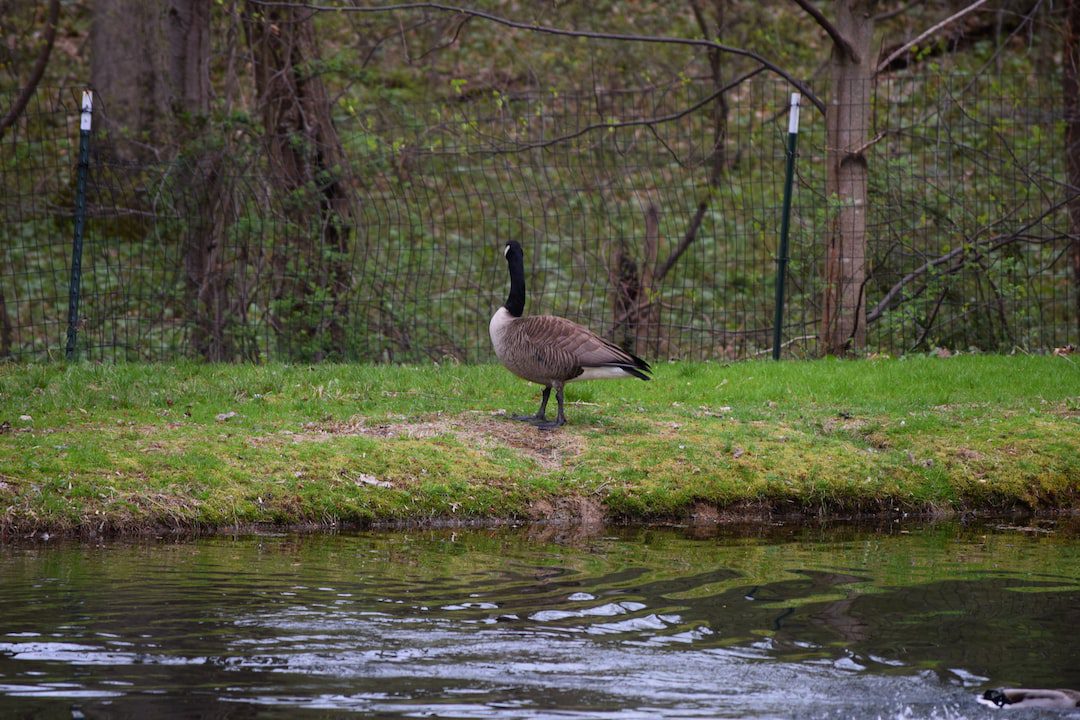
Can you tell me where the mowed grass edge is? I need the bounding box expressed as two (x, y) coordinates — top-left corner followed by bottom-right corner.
(1, 355), (1078, 535)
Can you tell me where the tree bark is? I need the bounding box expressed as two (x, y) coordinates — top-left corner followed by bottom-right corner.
(1067, 0), (1080, 340)
(820, 0), (874, 356)
(90, 0), (210, 160)
(183, 157), (238, 361)
(91, 1), (217, 356)
(242, 2), (354, 361)
(0, 290), (11, 359)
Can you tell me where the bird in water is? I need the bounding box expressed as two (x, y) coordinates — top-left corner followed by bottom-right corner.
(978, 688), (1080, 710)
(489, 241), (651, 429)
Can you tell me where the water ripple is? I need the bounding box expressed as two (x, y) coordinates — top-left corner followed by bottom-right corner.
(1, 524), (1077, 718)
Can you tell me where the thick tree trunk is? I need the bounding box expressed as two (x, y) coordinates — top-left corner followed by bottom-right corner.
(90, 0), (210, 160)
(168, 0), (211, 112)
(1067, 0), (1080, 340)
(168, 0), (223, 360)
(184, 159), (237, 361)
(821, 0), (873, 356)
(243, 2), (354, 361)
(91, 1), (219, 357)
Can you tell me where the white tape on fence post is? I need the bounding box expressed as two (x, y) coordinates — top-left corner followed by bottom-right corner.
(80, 90), (93, 132)
(788, 92), (801, 135)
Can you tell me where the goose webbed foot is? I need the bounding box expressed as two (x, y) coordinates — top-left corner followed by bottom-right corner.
(532, 386), (568, 431)
(511, 413), (548, 424)
(510, 386), (552, 425)
(534, 417), (566, 431)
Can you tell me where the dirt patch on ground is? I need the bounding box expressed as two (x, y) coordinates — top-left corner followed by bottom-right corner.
(1052, 399), (1080, 419)
(527, 495), (605, 525)
(955, 447), (983, 460)
(298, 412), (585, 470)
(821, 415), (869, 434)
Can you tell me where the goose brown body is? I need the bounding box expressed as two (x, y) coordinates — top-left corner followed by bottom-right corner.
(490, 311), (648, 387)
(490, 241), (650, 428)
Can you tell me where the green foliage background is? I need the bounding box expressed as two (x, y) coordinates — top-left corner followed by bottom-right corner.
(0, 2), (1075, 362)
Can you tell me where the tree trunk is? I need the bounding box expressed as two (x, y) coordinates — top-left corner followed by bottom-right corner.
(0, 290), (11, 359)
(242, 2), (354, 361)
(92, 0), (218, 358)
(821, 0), (873, 356)
(611, 203), (659, 354)
(90, 0), (210, 160)
(167, 0), (224, 360)
(184, 158), (238, 361)
(1066, 0), (1080, 341)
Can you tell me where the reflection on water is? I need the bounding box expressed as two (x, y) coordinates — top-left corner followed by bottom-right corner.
(0, 522), (1078, 718)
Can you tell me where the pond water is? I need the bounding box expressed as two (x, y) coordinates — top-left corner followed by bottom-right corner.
(0, 522), (1078, 719)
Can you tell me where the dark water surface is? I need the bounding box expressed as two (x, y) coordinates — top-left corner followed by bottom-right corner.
(1, 522), (1078, 719)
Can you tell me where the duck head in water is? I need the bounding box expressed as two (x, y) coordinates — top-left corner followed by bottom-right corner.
(978, 688), (1080, 710)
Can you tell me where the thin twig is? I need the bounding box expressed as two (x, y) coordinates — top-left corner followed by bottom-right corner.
(876, 0), (989, 75)
(867, 193), (1073, 324)
(249, 0), (826, 113)
(470, 65), (765, 156)
(751, 334), (817, 356)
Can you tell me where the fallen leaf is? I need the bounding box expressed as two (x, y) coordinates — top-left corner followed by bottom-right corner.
(356, 473), (393, 489)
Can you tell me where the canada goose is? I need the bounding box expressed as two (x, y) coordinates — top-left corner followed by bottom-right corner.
(489, 241), (651, 429)
(978, 688), (1080, 709)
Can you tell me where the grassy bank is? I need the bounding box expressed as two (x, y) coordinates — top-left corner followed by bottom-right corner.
(1, 356), (1078, 535)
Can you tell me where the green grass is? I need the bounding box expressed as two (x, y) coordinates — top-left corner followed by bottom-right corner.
(1, 355), (1078, 535)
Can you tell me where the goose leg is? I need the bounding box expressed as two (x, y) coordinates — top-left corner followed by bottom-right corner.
(536, 384), (567, 431)
(512, 386), (550, 423)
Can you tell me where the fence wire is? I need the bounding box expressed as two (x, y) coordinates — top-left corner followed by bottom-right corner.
(0, 74), (1076, 363)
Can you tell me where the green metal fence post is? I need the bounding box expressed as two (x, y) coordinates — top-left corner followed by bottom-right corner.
(772, 92), (801, 361)
(65, 89), (92, 361)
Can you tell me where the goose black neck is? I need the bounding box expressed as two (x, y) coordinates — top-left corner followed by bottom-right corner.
(504, 250), (526, 318)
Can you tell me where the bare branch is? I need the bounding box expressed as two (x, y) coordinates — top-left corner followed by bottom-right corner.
(249, 0), (825, 113)
(910, 287), (950, 350)
(0, 0), (60, 139)
(790, 0), (857, 61)
(867, 195), (1073, 323)
(460, 65), (765, 156)
(875, 0), (988, 75)
(751, 334), (816, 356)
(411, 13), (472, 62)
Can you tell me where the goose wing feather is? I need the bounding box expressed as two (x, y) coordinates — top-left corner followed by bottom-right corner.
(512, 315), (649, 370)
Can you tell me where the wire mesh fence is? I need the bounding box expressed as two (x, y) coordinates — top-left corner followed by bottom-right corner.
(1, 73), (1076, 363)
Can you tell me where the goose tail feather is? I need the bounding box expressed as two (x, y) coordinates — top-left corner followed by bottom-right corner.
(587, 360), (651, 381)
(619, 365), (651, 381)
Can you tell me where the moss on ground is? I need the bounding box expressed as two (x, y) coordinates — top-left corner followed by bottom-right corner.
(1, 356), (1078, 535)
